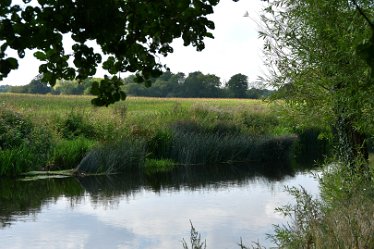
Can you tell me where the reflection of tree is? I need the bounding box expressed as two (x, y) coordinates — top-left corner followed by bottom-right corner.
(0, 178), (83, 228)
(0, 163), (296, 228)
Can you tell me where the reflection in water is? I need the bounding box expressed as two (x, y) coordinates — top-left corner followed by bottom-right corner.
(0, 164), (320, 249)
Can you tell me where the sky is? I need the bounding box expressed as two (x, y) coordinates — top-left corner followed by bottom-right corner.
(0, 0), (266, 86)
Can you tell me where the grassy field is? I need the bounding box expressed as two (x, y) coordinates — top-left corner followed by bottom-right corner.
(0, 93), (270, 123)
(0, 93), (324, 176)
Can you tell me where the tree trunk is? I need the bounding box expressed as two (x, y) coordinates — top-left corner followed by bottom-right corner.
(335, 115), (369, 171)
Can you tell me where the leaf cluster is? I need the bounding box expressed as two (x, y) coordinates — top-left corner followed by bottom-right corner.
(260, 0), (374, 133)
(0, 0), (220, 105)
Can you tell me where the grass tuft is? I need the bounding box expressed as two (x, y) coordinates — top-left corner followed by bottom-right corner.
(49, 137), (96, 170)
(77, 139), (146, 174)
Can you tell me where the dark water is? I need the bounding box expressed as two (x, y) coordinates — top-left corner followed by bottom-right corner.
(0, 165), (320, 249)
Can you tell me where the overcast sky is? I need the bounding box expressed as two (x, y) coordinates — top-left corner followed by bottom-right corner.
(0, 0), (266, 86)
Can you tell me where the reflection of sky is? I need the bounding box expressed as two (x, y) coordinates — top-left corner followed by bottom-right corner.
(0, 172), (319, 249)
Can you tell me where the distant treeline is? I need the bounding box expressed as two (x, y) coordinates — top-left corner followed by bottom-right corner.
(1, 71), (273, 99)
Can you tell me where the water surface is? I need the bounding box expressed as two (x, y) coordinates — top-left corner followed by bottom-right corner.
(0, 165), (319, 249)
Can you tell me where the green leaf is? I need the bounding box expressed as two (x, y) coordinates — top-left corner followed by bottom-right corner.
(6, 57), (18, 69)
(34, 51), (47, 61)
(90, 81), (100, 95)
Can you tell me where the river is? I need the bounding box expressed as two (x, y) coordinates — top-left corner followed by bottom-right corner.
(0, 164), (320, 249)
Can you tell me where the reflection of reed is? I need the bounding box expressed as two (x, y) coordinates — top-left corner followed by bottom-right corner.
(0, 162), (302, 228)
(78, 163), (296, 204)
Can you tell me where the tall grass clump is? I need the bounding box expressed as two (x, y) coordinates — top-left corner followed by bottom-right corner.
(49, 137), (96, 170)
(169, 130), (256, 165)
(267, 162), (374, 249)
(146, 130), (173, 159)
(167, 120), (297, 166)
(77, 138), (146, 174)
(182, 221), (207, 249)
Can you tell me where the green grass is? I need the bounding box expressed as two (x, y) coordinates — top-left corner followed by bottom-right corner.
(49, 137), (96, 170)
(0, 93), (326, 176)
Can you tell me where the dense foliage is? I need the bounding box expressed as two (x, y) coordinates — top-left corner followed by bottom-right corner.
(3, 71), (273, 99)
(261, 0), (374, 167)
(123, 71), (272, 99)
(0, 0), (226, 105)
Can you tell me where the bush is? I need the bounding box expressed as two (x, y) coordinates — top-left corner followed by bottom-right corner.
(0, 108), (54, 176)
(0, 108), (33, 149)
(58, 111), (97, 139)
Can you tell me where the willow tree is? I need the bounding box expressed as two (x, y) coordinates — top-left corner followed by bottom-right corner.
(260, 0), (374, 167)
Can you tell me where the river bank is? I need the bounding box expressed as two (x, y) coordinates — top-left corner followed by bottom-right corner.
(0, 94), (329, 177)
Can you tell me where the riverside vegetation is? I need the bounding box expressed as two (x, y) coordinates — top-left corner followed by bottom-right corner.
(2, 93), (373, 249)
(0, 93), (328, 177)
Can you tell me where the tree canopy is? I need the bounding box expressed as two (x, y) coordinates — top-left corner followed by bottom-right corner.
(226, 73), (248, 98)
(0, 0), (225, 105)
(261, 0), (374, 166)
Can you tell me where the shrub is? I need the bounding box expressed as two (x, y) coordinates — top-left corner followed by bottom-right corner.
(58, 110), (97, 139)
(0, 108), (54, 176)
(0, 108), (33, 149)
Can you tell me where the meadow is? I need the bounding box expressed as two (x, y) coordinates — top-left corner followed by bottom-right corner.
(0, 93), (326, 176)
